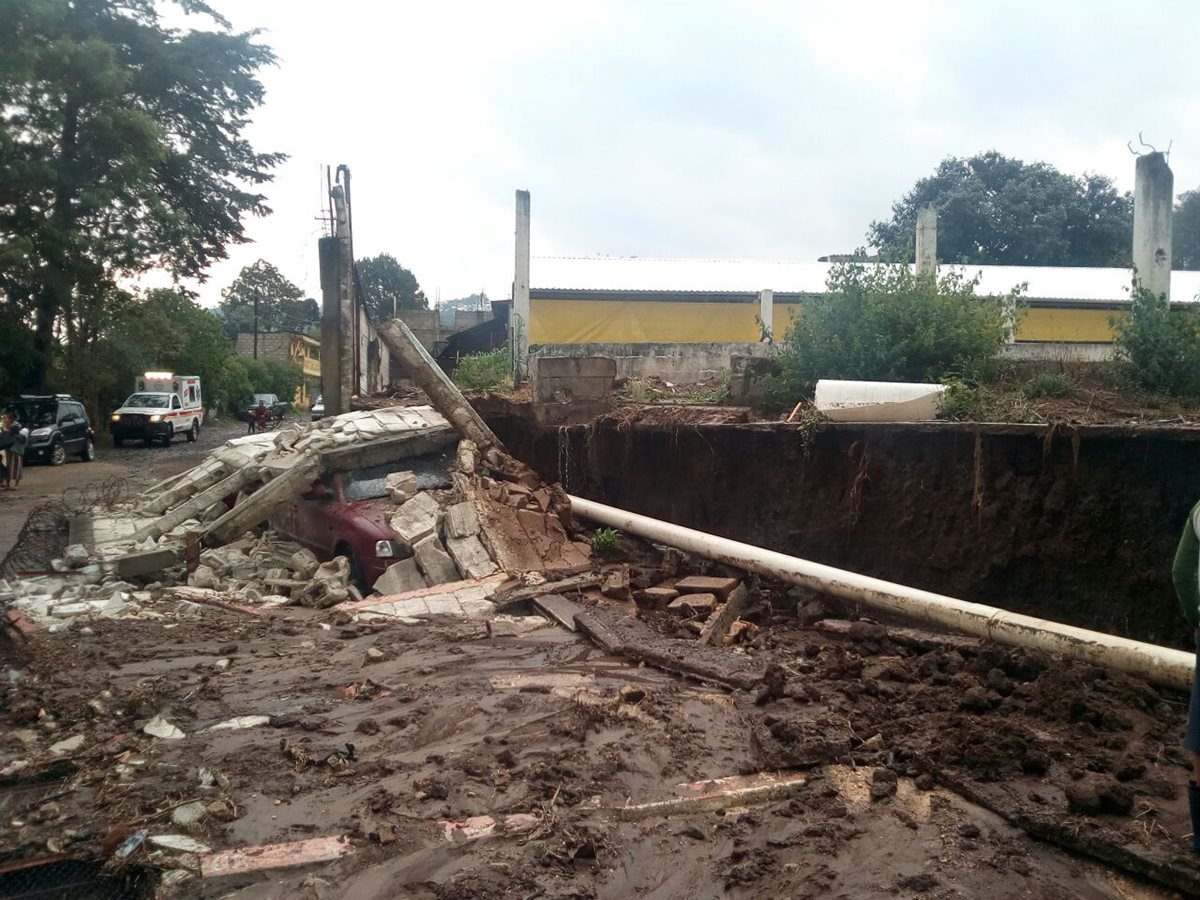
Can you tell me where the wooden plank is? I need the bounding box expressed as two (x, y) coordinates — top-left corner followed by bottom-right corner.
(531, 593), (584, 631)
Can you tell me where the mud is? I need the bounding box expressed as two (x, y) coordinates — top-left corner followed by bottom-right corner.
(2, 573), (1195, 898)
(481, 399), (1200, 648)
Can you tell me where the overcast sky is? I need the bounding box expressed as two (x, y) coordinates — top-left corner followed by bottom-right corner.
(185, 0), (1200, 307)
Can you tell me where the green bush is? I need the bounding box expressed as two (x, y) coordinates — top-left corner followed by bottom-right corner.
(210, 356), (300, 415)
(591, 527), (619, 554)
(770, 262), (1015, 403)
(1111, 285), (1200, 398)
(1023, 371), (1073, 399)
(453, 348), (513, 391)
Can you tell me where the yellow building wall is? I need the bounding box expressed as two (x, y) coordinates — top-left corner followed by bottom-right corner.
(530, 299), (760, 343)
(531, 297), (1135, 345)
(1014, 308), (1124, 342)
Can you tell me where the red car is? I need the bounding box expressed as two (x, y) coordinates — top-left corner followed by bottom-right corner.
(271, 455), (452, 589)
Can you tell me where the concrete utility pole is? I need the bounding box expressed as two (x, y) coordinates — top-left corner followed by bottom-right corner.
(757, 289), (774, 341)
(915, 203), (937, 276)
(332, 182), (355, 413)
(1133, 151), (1174, 301)
(513, 189), (531, 386)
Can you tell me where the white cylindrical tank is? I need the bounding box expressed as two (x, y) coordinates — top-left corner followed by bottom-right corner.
(814, 379), (946, 422)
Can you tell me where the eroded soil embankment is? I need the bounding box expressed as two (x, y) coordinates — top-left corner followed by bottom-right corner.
(485, 407), (1200, 648)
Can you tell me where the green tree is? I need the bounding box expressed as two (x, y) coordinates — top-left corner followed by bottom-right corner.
(0, 0), (283, 391)
(1174, 190), (1200, 271)
(1111, 285), (1200, 398)
(217, 259), (317, 337)
(209, 355), (299, 414)
(357, 253), (427, 320)
(869, 152), (1132, 267)
(771, 262), (1014, 401)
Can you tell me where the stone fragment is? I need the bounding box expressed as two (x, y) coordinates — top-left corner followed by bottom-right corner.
(172, 801), (207, 826)
(386, 471), (418, 503)
(389, 492), (440, 550)
(114, 547), (178, 578)
(144, 714), (185, 740)
(636, 587), (679, 610)
(414, 536), (460, 586)
(443, 501), (481, 539)
(64, 544), (90, 569)
(290, 548), (320, 579)
(601, 568), (631, 601)
(188, 565), (221, 590)
(365, 647), (385, 662)
(673, 575), (740, 600)
(456, 440), (478, 474)
(50, 734), (86, 754)
(373, 559), (426, 595)
(446, 535), (498, 579)
(668, 593), (718, 617)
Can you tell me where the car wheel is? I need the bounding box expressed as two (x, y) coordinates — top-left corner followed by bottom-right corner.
(186, 420), (198, 442)
(50, 440), (66, 466)
(80, 438), (95, 461)
(161, 426), (173, 447)
(113, 436), (124, 448)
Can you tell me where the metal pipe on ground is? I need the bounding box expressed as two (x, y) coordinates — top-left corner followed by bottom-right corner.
(568, 496), (1195, 691)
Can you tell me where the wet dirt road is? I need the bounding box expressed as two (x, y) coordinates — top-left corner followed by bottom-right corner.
(0, 419), (273, 562)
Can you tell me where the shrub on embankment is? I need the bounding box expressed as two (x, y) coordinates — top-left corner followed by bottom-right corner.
(766, 262), (1016, 406)
(1111, 285), (1200, 399)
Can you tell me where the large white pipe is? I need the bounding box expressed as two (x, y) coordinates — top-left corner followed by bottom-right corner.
(569, 496), (1195, 691)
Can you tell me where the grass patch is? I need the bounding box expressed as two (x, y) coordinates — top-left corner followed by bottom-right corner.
(453, 348), (513, 391)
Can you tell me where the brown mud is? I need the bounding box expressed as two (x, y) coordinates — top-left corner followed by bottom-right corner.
(2, 576), (1195, 898)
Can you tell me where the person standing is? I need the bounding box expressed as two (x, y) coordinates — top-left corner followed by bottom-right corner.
(2, 412), (26, 489)
(1172, 501), (1200, 853)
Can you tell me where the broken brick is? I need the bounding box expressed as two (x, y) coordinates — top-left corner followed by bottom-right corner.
(673, 575), (741, 600)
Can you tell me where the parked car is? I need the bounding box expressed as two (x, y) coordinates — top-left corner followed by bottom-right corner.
(7, 395), (95, 465)
(311, 395), (325, 421)
(270, 453), (452, 590)
(243, 393), (287, 425)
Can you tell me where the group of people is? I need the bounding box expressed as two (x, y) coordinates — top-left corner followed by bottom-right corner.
(0, 412), (28, 489)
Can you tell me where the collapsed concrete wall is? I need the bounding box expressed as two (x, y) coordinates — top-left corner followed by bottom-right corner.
(530, 342), (770, 384)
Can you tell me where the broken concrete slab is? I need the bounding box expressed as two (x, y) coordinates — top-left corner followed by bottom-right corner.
(373, 558), (426, 595)
(636, 586), (679, 609)
(446, 534), (498, 579)
(491, 572), (602, 611)
(389, 492), (441, 550)
(199, 835), (353, 878)
(698, 583), (749, 646)
(532, 593), (584, 631)
(345, 574), (506, 623)
(113, 547), (178, 578)
(204, 453), (323, 547)
(413, 535), (460, 586)
(673, 575), (741, 600)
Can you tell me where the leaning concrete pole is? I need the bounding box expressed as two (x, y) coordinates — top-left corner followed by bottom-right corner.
(513, 189), (532, 386)
(376, 318), (502, 451)
(1133, 152), (1174, 301)
(331, 185), (357, 413)
(915, 202), (937, 275)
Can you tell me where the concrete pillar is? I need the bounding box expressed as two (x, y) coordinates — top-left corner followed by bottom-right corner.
(915, 203), (937, 275)
(332, 185), (355, 412)
(757, 289), (774, 341)
(1133, 152), (1173, 301)
(513, 189), (531, 385)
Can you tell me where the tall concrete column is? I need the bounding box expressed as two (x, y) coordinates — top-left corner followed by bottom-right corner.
(318, 236), (341, 414)
(513, 189), (531, 385)
(915, 203), (937, 275)
(758, 289), (774, 341)
(331, 185), (355, 413)
(1133, 152), (1173, 301)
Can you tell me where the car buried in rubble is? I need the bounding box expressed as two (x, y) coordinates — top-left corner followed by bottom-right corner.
(269, 451), (453, 590)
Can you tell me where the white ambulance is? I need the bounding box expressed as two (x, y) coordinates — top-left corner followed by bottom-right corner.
(110, 372), (205, 447)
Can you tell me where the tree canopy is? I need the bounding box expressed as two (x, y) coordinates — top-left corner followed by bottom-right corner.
(1175, 190), (1200, 272)
(357, 253), (427, 321)
(0, 0), (283, 390)
(217, 259), (317, 337)
(869, 152), (1133, 267)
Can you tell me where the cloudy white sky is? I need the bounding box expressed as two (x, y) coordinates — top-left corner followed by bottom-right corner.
(186, 0), (1200, 308)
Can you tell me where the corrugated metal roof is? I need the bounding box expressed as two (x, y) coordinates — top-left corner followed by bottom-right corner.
(531, 256), (1200, 303)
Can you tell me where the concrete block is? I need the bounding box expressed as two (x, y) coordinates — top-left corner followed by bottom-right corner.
(669, 593), (718, 617)
(444, 501), (481, 539)
(673, 575), (741, 600)
(636, 587), (679, 609)
(386, 471), (418, 503)
(389, 492), (441, 550)
(373, 559), (426, 595)
(114, 547), (178, 578)
(533, 356), (617, 403)
(64, 544), (90, 569)
(446, 535), (498, 579)
(414, 536), (460, 586)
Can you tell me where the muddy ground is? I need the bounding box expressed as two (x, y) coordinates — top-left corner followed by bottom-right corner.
(2, 569), (1197, 898)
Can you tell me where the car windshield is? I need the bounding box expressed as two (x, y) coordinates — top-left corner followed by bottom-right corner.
(123, 393), (170, 408)
(252, 394), (274, 404)
(10, 400), (56, 426)
(341, 451), (453, 502)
